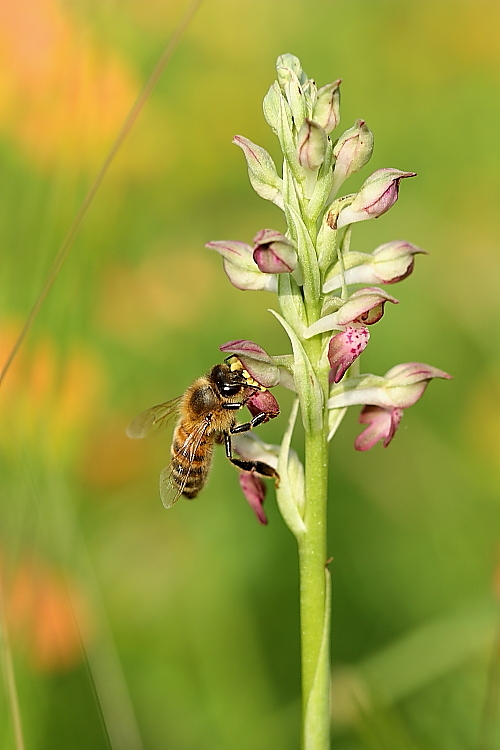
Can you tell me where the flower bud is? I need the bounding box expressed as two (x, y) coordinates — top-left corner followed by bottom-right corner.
(206, 240), (277, 292)
(305, 287), (398, 338)
(296, 119), (328, 171)
(263, 81), (282, 134)
(252, 229), (297, 274)
(276, 53), (307, 85)
(330, 119), (374, 196)
(312, 79), (341, 134)
(233, 136), (284, 209)
(323, 240), (427, 293)
(336, 168), (416, 229)
(276, 61), (306, 132)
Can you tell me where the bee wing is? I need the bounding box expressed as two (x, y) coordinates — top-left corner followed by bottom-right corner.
(159, 418), (211, 509)
(126, 397), (183, 439)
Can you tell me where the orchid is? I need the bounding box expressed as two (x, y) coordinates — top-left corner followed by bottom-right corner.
(206, 54), (450, 750)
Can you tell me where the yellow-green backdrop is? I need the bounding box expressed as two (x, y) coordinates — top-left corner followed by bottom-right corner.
(1, 1), (499, 748)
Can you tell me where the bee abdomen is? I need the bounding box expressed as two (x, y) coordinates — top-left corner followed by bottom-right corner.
(171, 459), (211, 498)
(171, 422), (213, 499)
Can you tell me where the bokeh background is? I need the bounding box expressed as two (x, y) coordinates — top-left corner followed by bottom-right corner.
(1, 1), (499, 748)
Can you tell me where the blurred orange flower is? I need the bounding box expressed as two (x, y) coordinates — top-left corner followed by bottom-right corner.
(3, 553), (92, 672)
(0, 318), (107, 463)
(0, 0), (138, 171)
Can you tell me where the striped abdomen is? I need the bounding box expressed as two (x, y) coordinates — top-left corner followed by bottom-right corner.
(171, 420), (214, 499)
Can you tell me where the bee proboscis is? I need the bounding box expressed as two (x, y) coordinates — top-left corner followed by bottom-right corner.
(127, 358), (279, 508)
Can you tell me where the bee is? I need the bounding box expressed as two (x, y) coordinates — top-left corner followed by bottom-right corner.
(126, 357), (279, 508)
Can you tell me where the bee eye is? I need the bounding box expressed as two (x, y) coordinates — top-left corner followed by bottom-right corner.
(221, 383), (241, 396)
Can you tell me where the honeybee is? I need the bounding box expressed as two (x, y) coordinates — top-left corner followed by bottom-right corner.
(126, 357), (280, 508)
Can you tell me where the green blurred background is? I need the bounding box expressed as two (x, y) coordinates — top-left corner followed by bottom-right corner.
(1, 1), (499, 748)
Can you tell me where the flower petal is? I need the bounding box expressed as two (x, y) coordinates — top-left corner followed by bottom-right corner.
(220, 340), (274, 362)
(232, 433), (279, 471)
(206, 240), (278, 292)
(328, 326), (370, 383)
(252, 230), (297, 274)
(223, 259), (278, 292)
(384, 362), (453, 386)
(238, 472), (268, 524)
(246, 389), (280, 419)
(354, 405), (403, 451)
(206, 239), (254, 266)
(220, 340), (281, 388)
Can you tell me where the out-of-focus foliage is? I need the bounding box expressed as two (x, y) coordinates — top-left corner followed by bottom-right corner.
(1, 1), (499, 749)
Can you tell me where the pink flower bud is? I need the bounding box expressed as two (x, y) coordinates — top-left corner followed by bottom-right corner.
(312, 79), (341, 134)
(331, 119), (374, 194)
(336, 169), (417, 229)
(252, 228), (297, 274)
(296, 119), (328, 171)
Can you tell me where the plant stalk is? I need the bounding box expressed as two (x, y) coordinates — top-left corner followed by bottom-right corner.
(291, 152), (333, 745)
(298, 370), (331, 750)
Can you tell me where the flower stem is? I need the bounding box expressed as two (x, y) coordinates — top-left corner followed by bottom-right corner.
(298, 395), (330, 749)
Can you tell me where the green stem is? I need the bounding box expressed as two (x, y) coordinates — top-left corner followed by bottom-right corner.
(298, 419), (330, 750)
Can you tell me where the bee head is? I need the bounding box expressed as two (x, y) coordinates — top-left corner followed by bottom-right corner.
(223, 356), (267, 391)
(210, 358), (264, 398)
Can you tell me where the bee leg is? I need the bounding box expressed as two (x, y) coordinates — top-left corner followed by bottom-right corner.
(230, 411), (271, 433)
(229, 457), (279, 480)
(223, 433), (279, 481)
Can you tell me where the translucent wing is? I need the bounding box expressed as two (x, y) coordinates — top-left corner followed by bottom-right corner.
(159, 417), (212, 509)
(126, 397), (182, 439)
